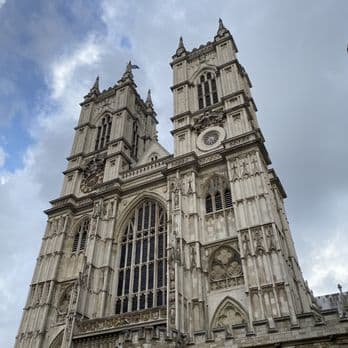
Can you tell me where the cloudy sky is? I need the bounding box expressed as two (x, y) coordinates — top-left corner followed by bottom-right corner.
(0, 0), (347, 346)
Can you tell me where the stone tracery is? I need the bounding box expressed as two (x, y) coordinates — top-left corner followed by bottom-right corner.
(212, 297), (248, 331)
(209, 245), (243, 290)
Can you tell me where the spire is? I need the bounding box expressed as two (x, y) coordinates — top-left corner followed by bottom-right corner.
(178, 36), (185, 50)
(215, 17), (230, 39)
(218, 18), (225, 31)
(174, 36), (186, 58)
(146, 89), (153, 107)
(83, 75), (100, 100)
(119, 60), (139, 84)
(91, 75), (100, 93)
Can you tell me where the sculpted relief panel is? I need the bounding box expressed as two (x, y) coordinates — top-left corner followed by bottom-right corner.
(212, 297), (248, 334)
(80, 155), (106, 193)
(209, 245), (243, 290)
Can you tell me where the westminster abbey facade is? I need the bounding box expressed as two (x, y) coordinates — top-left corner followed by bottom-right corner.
(16, 20), (348, 347)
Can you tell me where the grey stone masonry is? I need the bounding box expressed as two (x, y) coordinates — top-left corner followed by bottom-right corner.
(15, 19), (348, 348)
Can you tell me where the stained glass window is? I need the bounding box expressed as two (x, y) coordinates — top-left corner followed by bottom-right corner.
(116, 200), (167, 313)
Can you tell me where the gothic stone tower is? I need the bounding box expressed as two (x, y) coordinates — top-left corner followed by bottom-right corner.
(16, 20), (348, 348)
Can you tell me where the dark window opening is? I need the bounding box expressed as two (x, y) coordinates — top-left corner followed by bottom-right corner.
(197, 72), (219, 109)
(206, 194), (213, 213)
(115, 201), (167, 313)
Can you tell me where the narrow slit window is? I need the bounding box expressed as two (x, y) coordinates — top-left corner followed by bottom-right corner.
(215, 191), (223, 211)
(72, 218), (90, 253)
(224, 189), (233, 208)
(206, 194), (213, 213)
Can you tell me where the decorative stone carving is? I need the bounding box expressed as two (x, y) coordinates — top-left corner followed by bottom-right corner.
(252, 228), (265, 255)
(264, 224), (277, 252)
(205, 174), (228, 195)
(230, 161), (239, 181)
(209, 245), (243, 290)
(251, 155), (260, 175)
(338, 284), (348, 319)
(56, 284), (74, 322)
(241, 230), (251, 257)
(193, 110), (225, 133)
(240, 160), (249, 177)
(57, 286), (72, 314)
(49, 332), (63, 348)
(212, 298), (247, 332)
(75, 308), (167, 334)
(190, 244), (197, 269)
(80, 155), (106, 193)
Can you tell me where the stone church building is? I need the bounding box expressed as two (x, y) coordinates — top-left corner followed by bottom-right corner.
(16, 20), (348, 347)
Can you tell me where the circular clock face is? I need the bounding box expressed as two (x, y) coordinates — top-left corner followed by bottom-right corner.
(197, 126), (225, 151)
(86, 174), (99, 187)
(203, 130), (219, 146)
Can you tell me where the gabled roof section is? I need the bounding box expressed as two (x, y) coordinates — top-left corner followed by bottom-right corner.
(137, 141), (170, 166)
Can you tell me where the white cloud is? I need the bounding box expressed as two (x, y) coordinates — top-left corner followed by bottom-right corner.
(303, 229), (348, 295)
(0, 0), (6, 10)
(50, 35), (102, 99)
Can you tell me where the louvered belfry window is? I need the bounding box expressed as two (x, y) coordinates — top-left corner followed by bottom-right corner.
(115, 200), (167, 314)
(72, 218), (90, 252)
(95, 115), (112, 151)
(197, 72), (219, 110)
(205, 188), (233, 213)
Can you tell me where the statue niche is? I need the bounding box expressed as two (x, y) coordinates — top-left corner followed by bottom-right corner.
(56, 284), (73, 322)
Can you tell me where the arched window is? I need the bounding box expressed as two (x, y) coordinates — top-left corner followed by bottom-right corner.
(95, 115), (112, 151)
(206, 194), (213, 213)
(224, 189), (233, 208)
(115, 200), (167, 314)
(215, 192), (223, 211)
(72, 218), (90, 253)
(150, 153), (159, 162)
(197, 72), (218, 110)
(131, 120), (139, 158)
(204, 176), (233, 214)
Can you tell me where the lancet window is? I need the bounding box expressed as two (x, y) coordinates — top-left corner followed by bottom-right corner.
(197, 71), (219, 110)
(205, 188), (232, 213)
(72, 218), (90, 253)
(115, 200), (167, 314)
(95, 115), (112, 151)
(205, 175), (233, 214)
(131, 120), (139, 158)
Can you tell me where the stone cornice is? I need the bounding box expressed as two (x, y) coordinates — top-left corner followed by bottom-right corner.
(74, 122), (96, 131)
(108, 136), (132, 150)
(170, 124), (194, 135)
(170, 34), (236, 66)
(170, 111), (192, 122)
(66, 136), (133, 163)
(222, 129), (271, 165)
(269, 168), (287, 198)
(170, 80), (193, 91)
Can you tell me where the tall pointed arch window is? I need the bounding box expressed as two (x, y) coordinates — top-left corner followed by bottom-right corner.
(115, 200), (167, 314)
(95, 115), (112, 151)
(72, 218), (90, 253)
(205, 176), (233, 214)
(197, 71), (219, 110)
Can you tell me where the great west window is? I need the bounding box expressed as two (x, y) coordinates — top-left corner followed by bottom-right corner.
(115, 200), (167, 314)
